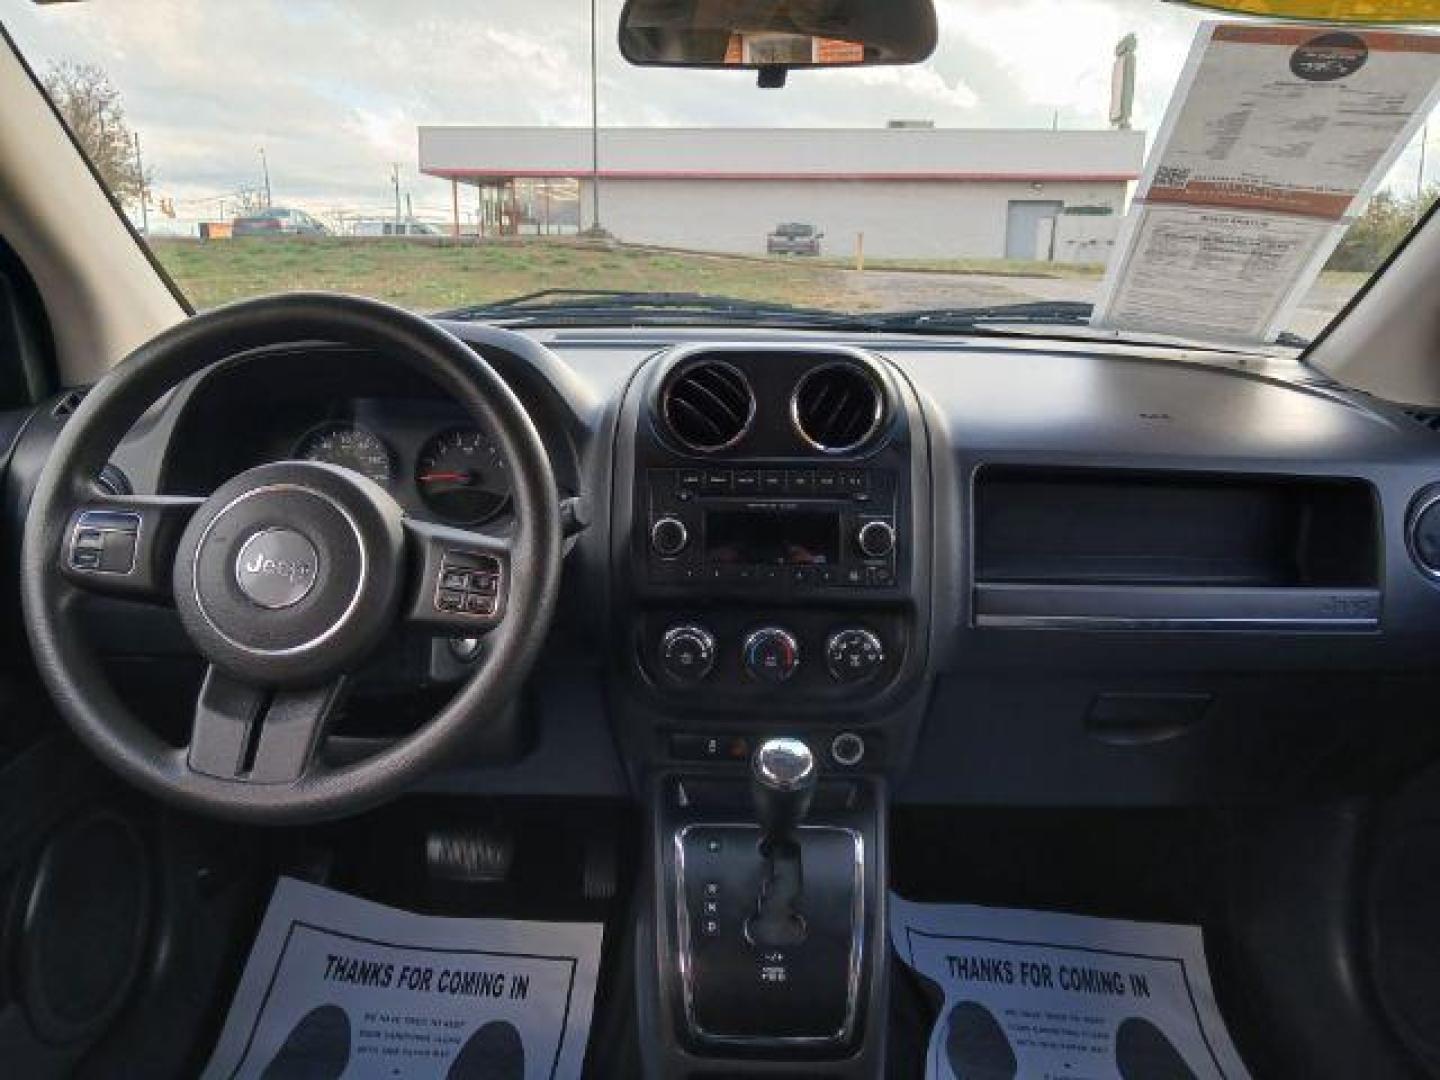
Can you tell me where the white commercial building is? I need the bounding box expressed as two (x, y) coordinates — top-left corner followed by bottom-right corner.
(418, 126), (1145, 262)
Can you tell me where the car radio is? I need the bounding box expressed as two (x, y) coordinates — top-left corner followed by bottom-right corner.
(642, 466), (899, 592)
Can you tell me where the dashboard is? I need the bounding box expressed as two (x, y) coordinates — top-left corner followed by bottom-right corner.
(9, 321), (1440, 809)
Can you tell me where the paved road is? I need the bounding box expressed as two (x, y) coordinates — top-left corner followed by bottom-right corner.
(839, 269), (1362, 342)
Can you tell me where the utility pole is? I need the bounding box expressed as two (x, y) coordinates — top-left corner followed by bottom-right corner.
(588, 0), (602, 234)
(391, 163), (402, 233)
(259, 147), (273, 208)
(132, 132), (149, 234)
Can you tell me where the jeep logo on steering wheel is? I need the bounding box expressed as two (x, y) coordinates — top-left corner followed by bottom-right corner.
(234, 528), (320, 609)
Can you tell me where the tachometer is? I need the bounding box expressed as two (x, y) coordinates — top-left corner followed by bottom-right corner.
(415, 427), (511, 525)
(294, 423), (394, 484)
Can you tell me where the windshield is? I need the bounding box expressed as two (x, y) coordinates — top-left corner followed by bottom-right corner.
(6, 1), (1439, 350)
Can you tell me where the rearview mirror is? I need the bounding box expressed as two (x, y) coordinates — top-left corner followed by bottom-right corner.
(618, 0), (938, 83)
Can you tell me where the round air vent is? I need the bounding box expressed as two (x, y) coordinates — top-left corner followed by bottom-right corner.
(791, 361), (885, 453)
(661, 360), (755, 452)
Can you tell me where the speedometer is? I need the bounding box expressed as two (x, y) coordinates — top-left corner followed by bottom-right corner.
(293, 423), (394, 484)
(415, 428), (511, 525)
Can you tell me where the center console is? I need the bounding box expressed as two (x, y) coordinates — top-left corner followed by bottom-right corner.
(608, 343), (931, 1076)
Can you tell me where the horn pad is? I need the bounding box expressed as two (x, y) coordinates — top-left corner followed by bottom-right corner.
(172, 461), (406, 686)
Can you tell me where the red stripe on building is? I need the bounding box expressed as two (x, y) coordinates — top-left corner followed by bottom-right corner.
(422, 168), (1139, 183)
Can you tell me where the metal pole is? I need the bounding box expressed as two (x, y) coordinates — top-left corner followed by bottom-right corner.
(133, 132), (149, 234)
(259, 147), (272, 208)
(1420, 122), (1429, 200)
(392, 164), (402, 232)
(451, 178), (460, 240)
(589, 0), (602, 233)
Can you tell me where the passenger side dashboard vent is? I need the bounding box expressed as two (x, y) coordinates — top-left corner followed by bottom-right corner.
(661, 360), (755, 452)
(791, 361), (885, 453)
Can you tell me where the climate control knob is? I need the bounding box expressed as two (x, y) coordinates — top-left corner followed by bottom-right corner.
(743, 627), (800, 684)
(659, 624), (716, 684)
(825, 628), (885, 683)
(651, 516), (689, 558)
(856, 519), (896, 559)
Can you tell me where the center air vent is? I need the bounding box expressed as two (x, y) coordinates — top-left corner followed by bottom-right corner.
(661, 360), (755, 452)
(791, 361), (885, 453)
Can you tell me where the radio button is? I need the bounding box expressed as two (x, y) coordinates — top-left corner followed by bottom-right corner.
(866, 565), (896, 588)
(734, 470), (760, 494)
(743, 627), (800, 684)
(787, 470), (815, 495)
(651, 516), (690, 558)
(704, 470), (732, 494)
(677, 469), (704, 491)
(816, 470), (839, 494)
(760, 470), (785, 493)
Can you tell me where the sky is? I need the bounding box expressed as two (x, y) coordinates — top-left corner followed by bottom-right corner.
(1, 0), (1435, 228)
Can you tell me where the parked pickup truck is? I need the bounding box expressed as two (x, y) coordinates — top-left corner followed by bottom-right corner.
(766, 221), (823, 256)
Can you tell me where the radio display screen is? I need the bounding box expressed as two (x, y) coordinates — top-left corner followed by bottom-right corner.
(705, 510), (840, 566)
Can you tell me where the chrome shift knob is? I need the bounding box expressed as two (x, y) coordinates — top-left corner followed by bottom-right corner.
(751, 737), (816, 850)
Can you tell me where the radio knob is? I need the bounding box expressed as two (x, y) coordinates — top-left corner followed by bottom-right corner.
(825, 628), (885, 683)
(651, 516), (689, 558)
(856, 520), (896, 559)
(743, 627), (800, 684)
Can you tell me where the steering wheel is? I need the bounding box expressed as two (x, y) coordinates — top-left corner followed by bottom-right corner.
(20, 293), (562, 824)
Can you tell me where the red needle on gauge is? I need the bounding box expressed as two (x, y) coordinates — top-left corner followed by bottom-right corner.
(418, 471), (471, 483)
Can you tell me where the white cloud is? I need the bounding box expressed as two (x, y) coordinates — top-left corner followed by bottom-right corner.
(846, 65), (980, 111)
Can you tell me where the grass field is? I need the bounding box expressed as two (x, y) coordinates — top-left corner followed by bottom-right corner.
(149, 237), (850, 313)
(148, 237), (1364, 336)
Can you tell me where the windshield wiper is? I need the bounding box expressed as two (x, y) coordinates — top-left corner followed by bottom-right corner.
(868, 301), (1311, 349)
(438, 289), (865, 326)
(867, 300), (1095, 329)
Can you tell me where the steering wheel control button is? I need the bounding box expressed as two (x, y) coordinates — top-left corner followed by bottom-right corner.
(660, 624), (716, 684)
(434, 550), (503, 619)
(234, 528), (319, 609)
(650, 516), (690, 558)
(825, 628), (885, 683)
(743, 627), (800, 684)
(830, 732), (866, 767)
(69, 511), (140, 574)
(856, 519), (896, 559)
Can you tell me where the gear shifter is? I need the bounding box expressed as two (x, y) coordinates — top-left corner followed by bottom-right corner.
(751, 737), (817, 851)
(747, 737), (816, 948)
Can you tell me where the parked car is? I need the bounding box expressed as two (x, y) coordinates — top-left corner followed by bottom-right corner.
(766, 221), (822, 255)
(352, 218), (440, 237)
(232, 207), (329, 236)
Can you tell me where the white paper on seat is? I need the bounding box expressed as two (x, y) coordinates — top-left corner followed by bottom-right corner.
(203, 877), (603, 1080)
(891, 895), (1251, 1080)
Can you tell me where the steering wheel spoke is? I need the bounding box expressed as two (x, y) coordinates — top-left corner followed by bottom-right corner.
(402, 517), (510, 633)
(186, 666), (346, 785)
(60, 495), (203, 604)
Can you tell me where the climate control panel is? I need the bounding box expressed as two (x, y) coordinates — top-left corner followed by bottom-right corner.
(652, 620), (893, 697)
